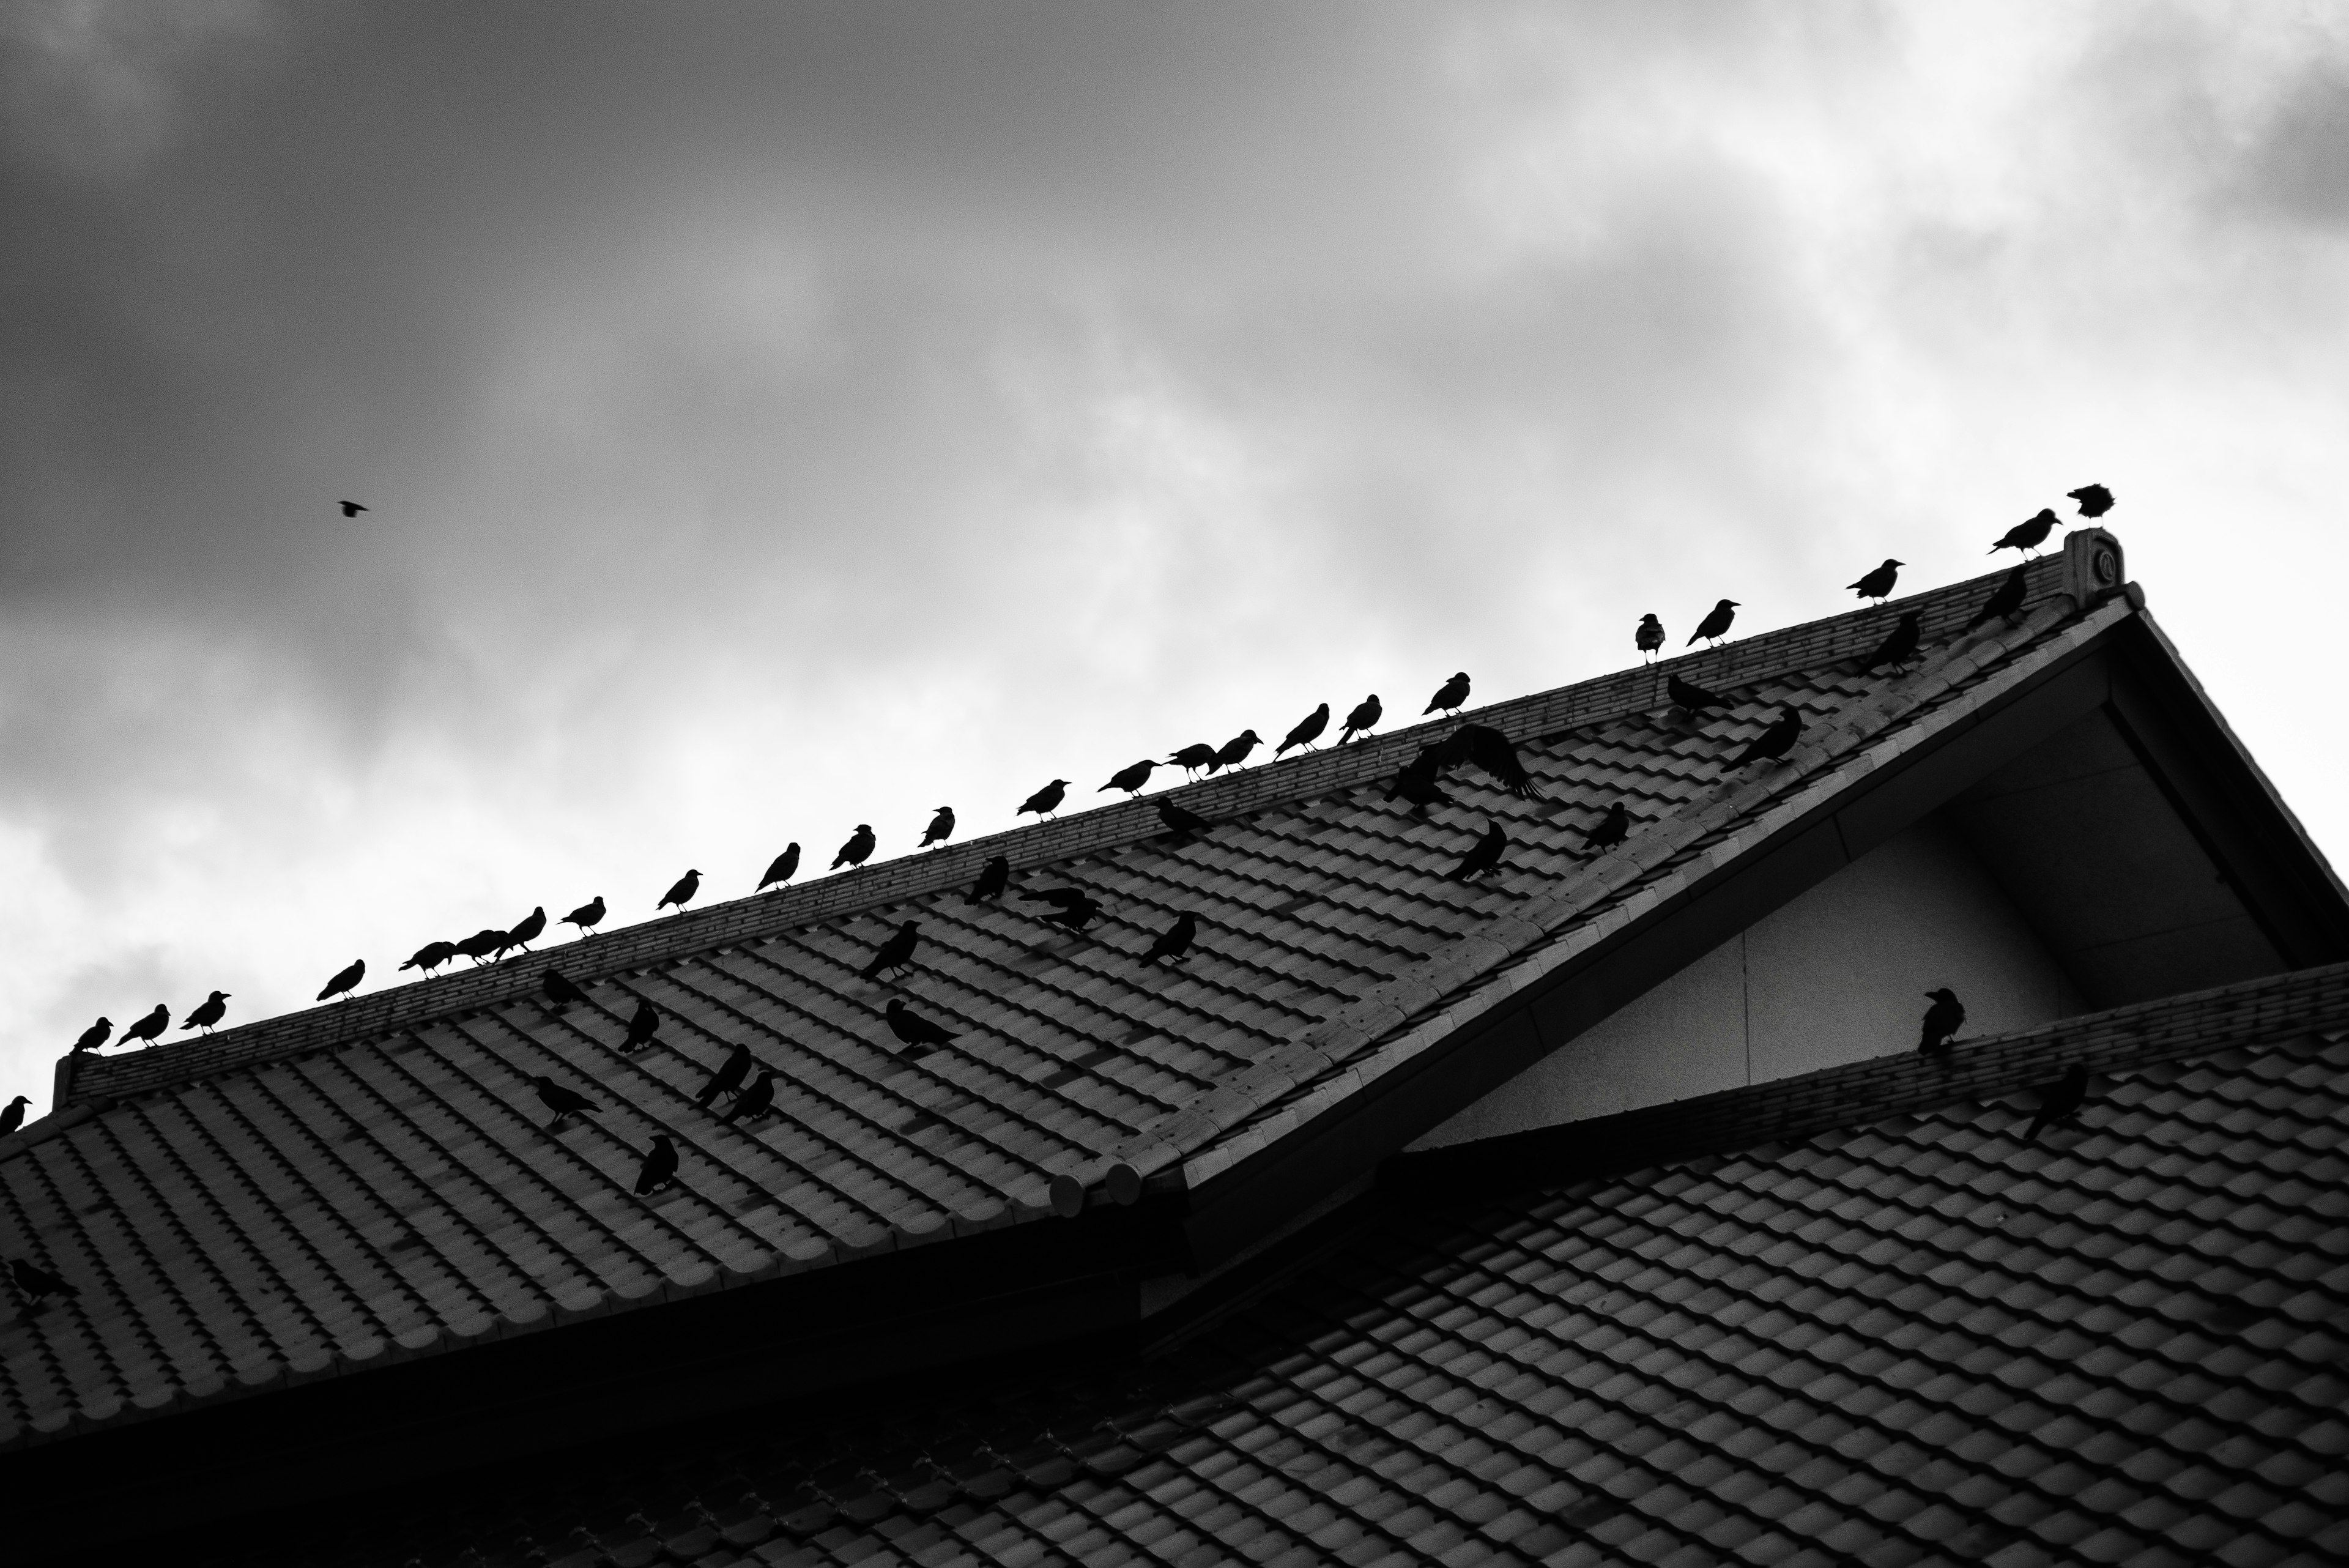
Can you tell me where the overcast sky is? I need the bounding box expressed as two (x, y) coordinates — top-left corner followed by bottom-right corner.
(3, 1), (2345, 1102)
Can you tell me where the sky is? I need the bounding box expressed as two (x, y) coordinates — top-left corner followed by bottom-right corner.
(3, 1), (2346, 1105)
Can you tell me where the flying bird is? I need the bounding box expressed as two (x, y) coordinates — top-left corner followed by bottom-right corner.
(317, 960), (365, 1003)
(1425, 672), (1471, 717)
(455, 929), (508, 965)
(634, 1135), (679, 1195)
(621, 998), (661, 1052)
(1918, 989), (1965, 1055)
(1213, 730), (1262, 771)
(1861, 611), (1923, 674)
(72, 1018), (111, 1053)
(1144, 911), (1197, 963)
(1688, 600), (1739, 647)
(505, 907), (547, 951)
(182, 991), (230, 1034)
(541, 970), (588, 1009)
(758, 845), (801, 892)
(1019, 780), (1071, 819)
(1100, 759), (1159, 795)
(338, 500), (368, 518)
(1023, 888), (1104, 931)
(919, 807), (956, 848)
(1732, 708), (1803, 768)
(1964, 565), (2030, 631)
(531, 1075), (598, 1127)
(1667, 673), (1729, 715)
(1636, 615), (1664, 662)
(884, 998), (958, 1055)
(1157, 800), (1210, 838)
(696, 1044), (755, 1109)
(1277, 703), (1330, 756)
(861, 920), (921, 981)
(121, 1005), (169, 1047)
(721, 1069), (777, 1125)
(7, 1257), (76, 1307)
(1991, 509), (2057, 556)
(401, 941), (458, 976)
(1339, 695), (1382, 745)
(967, 853), (1011, 904)
(658, 869), (702, 912)
(1450, 820), (1508, 881)
(2068, 483), (2115, 518)
(563, 896), (606, 937)
(1168, 742), (1219, 779)
(2024, 1064), (2090, 1142)
(0, 1096), (27, 1137)
(1424, 723), (1540, 798)
(1848, 559), (1902, 602)
(831, 825), (875, 870)
(1387, 754), (1453, 815)
(1579, 801), (1630, 856)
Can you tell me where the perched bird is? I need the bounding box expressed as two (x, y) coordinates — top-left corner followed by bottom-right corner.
(967, 853), (1011, 904)
(758, 845), (801, 892)
(831, 828), (875, 871)
(1339, 696), (1382, 746)
(455, 929), (508, 965)
(2068, 483), (2115, 518)
(884, 998), (957, 1055)
(1991, 509), (2057, 556)
(507, 907), (547, 952)
(1636, 615), (1664, 662)
(2024, 1064), (2090, 1143)
(634, 1135), (679, 1195)
(563, 896), (606, 937)
(1732, 709), (1803, 768)
(339, 500), (368, 518)
(1861, 611), (1923, 674)
(541, 970), (588, 1009)
(919, 807), (957, 849)
(1387, 754), (1453, 815)
(861, 920), (921, 981)
(1688, 600), (1739, 647)
(531, 1075), (598, 1127)
(121, 1005), (169, 1047)
(72, 1018), (111, 1053)
(1918, 989), (1965, 1055)
(317, 960), (365, 1003)
(696, 1044), (755, 1108)
(721, 1069), (777, 1125)
(621, 998), (661, 1052)
(1579, 801), (1630, 856)
(658, 869), (703, 912)
(1668, 673), (1730, 715)
(1212, 730), (1263, 771)
(1019, 780), (1071, 820)
(7, 1257), (76, 1307)
(1423, 724), (1540, 798)
(182, 991), (230, 1034)
(1100, 759), (1159, 796)
(1964, 565), (2030, 631)
(0, 1096), (27, 1137)
(1848, 559), (1902, 602)
(401, 941), (458, 976)
(1277, 703), (1330, 756)
(1450, 820), (1508, 881)
(1023, 887), (1104, 931)
(1143, 911), (1197, 963)
(489, 928), (527, 962)
(1168, 742), (1219, 779)
(1157, 800), (1211, 838)
(1425, 672), (1471, 716)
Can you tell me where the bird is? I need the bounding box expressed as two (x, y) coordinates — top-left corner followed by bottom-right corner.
(1023, 887), (1104, 931)
(72, 1018), (111, 1053)
(490, 928), (527, 964)
(634, 1135), (679, 1196)
(1918, 989), (1965, 1055)
(531, 1075), (598, 1127)
(1688, 600), (1739, 647)
(831, 828), (875, 871)
(1339, 696), (1382, 745)
(1579, 801), (1630, 856)
(317, 960), (365, 1003)
(885, 998), (957, 1055)
(1157, 800), (1210, 838)
(2024, 1064), (2090, 1143)
(1100, 760), (1159, 796)
(1861, 611), (1923, 674)
(758, 845), (801, 892)
(1450, 820), (1507, 881)
(1848, 559), (1902, 602)
(861, 920), (921, 981)
(2068, 483), (2114, 518)
(181, 992), (230, 1034)
(1387, 754), (1453, 815)
(658, 869), (702, 912)
(1277, 703), (1329, 756)
(541, 970), (588, 1009)
(1423, 723), (1540, 798)
(1667, 673), (1730, 715)
(1213, 730), (1263, 771)
(919, 807), (956, 849)
(455, 929), (508, 965)
(338, 500), (368, 518)
(1168, 742), (1219, 779)
(7, 1257), (76, 1307)
(0, 1096), (27, 1137)
(621, 998), (661, 1052)
(1019, 780), (1071, 820)
(121, 1005), (169, 1047)
(967, 853), (1011, 904)
(506, 907), (547, 951)
(696, 1044), (754, 1109)
(563, 896), (606, 937)
(401, 941), (458, 976)
(1425, 672), (1471, 717)
(721, 1069), (777, 1125)
(1964, 565), (2030, 631)
(1636, 615), (1664, 662)
(1732, 708), (1803, 768)
(1143, 912), (1197, 963)
(1991, 508), (2058, 556)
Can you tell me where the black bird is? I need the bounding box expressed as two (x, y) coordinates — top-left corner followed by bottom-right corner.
(1688, 599), (1739, 647)
(1387, 754), (1453, 815)
(72, 1018), (111, 1053)
(563, 896), (606, 937)
(861, 920), (921, 981)
(1212, 730), (1262, 771)
(1023, 888), (1104, 931)
(967, 853), (1011, 904)
(1339, 696), (1382, 746)
(1019, 780), (1071, 819)
(121, 1005), (169, 1047)
(506, 906), (547, 952)
(696, 1044), (754, 1109)
(919, 807), (956, 849)
(1731, 708), (1803, 768)
(1964, 565), (2030, 631)
(1579, 801), (1630, 856)
(489, 928), (528, 962)
(721, 1069), (777, 1125)
(0, 1096), (26, 1137)
(1168, 742), (1218, 779)
(1100, 759), (1159, 796)
(634, 1135), (678, 1196)
(2068, 483), (2115, 518)
(1450, 820), (1507, 881)
(659, 869), (702, 912)
(1667, 673), (1730, 715)
(1277, 704), (1329, 756)
(1918, 989), (1965, 1055)
(1636, 615), (1664, 662)
(1991, 508), (2057, 556)
(317, 960), (365, 1003)
(1425, 672), (1471, 716)
(455, 929), (508, 965)
(1425, 723), (1540, 798)
(1849, 559), (1902, 601)
(339, 500), (367, 518)
(531, 1075), (598, 1127)
(541, 970), (588, 1009)
(831, 828), (875, 871)
(7, 1257), (76, 1307)
(1144, 912), (1197, 963)
(2024, 1064), (2090, 1143)
(182, 991), (230, 1034)
(758, 845), (801, 892)
(401, 941), (458, 976)
(621, 998), (661, 1052)
(1861, 611), (1923, 674)
(885, 998), (957, 1055)
(1157, 800), (1210, 838)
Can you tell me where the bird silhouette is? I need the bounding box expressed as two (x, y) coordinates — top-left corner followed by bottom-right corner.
(1425, 672), (1471, 716)
(7, 1257), (76, 1307)
(1023, 887), (1104, 931)
(634, 1134), (679, 1195)
(919, 807), (956, 848)
(659, 869), (702, 912)
(2024, 1064), (2090, 1142)
(455, 929), (508, 966)
(563, 896), (606, 937)
(401, 941), (458, 976)
(0, 1096), (27, 1137)
(1019, 780), (1071, 819)
(182, 991), (230, 1034)
(489, 929), (529, 962)
(1278, 704), (1330, 756)
(1100, 760), (1159, 796)
(696, 1044), (754, 1108)
(967, 853), (1011, 904)
(1991, 509), (2057, 556)
(1964, 565), (2030, 631)
(1213, 730), (1262, 771)
(721, 1069), (777, 1125)
(506, 907), (547, 951)
(1667, 673), (1729, 715)
(2068, 483), (2114, 518)
(1387, 753), (1453, 815)
(1862, 611), (1923, 674)
(885, 998), (957, 1056)
(1579, 801), (1630, 856)
(339, 500), (367, 518)
(829, 828), (875, 871)
(1732, 709), (1803, 767)
(121, 1005), (169, 1047)
(1636, 615), (1664, 662)
(541, 970), (588, 1009)
(1424, 723), (1540, 798)
(1688, 600), (1739, 647)
(1849, 559), (1902, 601)
(72, 1018), (111, 1053)
(317, 960), (365, 1003)
(532, 1075), (599, 1126)
(1918, 989), (1965, 1055)
(861, 920), (921, 981)
(1157, 800), (1210, 838)
(1340, 696), (1382, 745)
(1168, 742), (1218, 779)
(758, 845), (801, 892)
(1450, 820), (1507, 880)
(621, 998), (660, 1052)
(1143, 911), (1197, 963)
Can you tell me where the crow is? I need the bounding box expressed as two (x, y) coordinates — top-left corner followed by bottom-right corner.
(1025, 889), (1104, 931)
(532, 1075), (598, 1126)
(506, 906), (547, 952)
(1168, 742), (1219, 779)
(1450, 820), (1507, 881)
(1213, 730), (1263, 771)
(1425, 672), (1471, 716)
(885, 998), (957, 1056)
(1157, 800), (1211, 838)
(1339, 696), (1382, 746)
(758, 844), (801, 891)
(2024, 1064), (2090, 1143)
(1688, 599), (1739, 647)
(634, 1135), (679, 1196)
(1668, 673), (1730, 715)
(7, 1257), (76, 1307)
(541, 970), (588, 1009)
(1100, 760), (1159, 796)
(121, 1005), (169, 1047)
(658, 869), (702, 913)
(696, 1044), (754, 1109)
(1277, 703), (1330, 756)
(1918, 989), (1964, 1055)
(1862, 611), (1923, 674)
(861, 920), (921, 981)
(1732, 708), (1803, 768)
(401, 941), (458, 976)
(182, 991), (230, 1034)
(489, 927), (528, 962)
(831, 827), (875, 871)
(1579, 801), (1630, 856)
(1849, 559), (1902, 601)
(563, 895), (606, 937)
(1991, 509), (2057, 556)
(455, 929), (508, 966)
(1636, 615), (1664, 662)
(967, 853), (1011, 904)
(317, 960), (365, 1003)
(339, 500), (368, 518)
(1387, 754), (1453, 815)
(1144, 912), (1197, 963)
(1424, 723), (1540, 798)
(1964, 565), (2030, 631)
(2068, 483), (2115, 518)
(919, 807), (956, 849)
(0, 1096), (27, 1137)
(1019, 780), (1071, 819)
(621, 998), (660, 1052)
(721, 1069), (777, 1125)
(72, 1018), (111, 1053)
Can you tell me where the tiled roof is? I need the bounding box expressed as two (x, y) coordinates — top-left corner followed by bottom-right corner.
(2, 551), (2132, 1452)
(236, 965), (2349, 1568)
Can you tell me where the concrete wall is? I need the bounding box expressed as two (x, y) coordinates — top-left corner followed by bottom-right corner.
(1409, 812), (2085, 1150)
